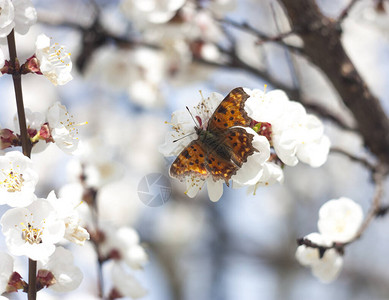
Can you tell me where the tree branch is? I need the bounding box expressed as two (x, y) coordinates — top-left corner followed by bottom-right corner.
(330, 147), (375, 170)
(350, 168), (386, 242)
(219, 18), (304, 55)
(279, 0), (389, 166)
(7, 30), (32, 157)
(7, 29), (35, 300)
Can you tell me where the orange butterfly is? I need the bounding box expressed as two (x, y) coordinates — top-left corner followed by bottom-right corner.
(170, 87), (258, 186)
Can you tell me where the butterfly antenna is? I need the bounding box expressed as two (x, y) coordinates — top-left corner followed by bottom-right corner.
(186, 106), (200, 127)
(173, 132), (196, 143)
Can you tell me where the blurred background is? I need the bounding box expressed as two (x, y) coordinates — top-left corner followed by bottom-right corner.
(1, 0), (389, 299)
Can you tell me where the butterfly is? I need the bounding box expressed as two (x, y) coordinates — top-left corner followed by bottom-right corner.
(170, 87), (258, 187)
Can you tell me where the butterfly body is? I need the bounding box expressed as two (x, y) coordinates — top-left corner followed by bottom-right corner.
(196, 126), (237, 166)
(170, 87), (258, 186)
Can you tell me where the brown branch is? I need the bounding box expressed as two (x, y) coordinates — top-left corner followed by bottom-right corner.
(219, 18), (304, 55)
(279, 0), (389, 166)
(193, 51), (300, 99)
(330, 147), (375, 170)
(304, 102), (356, 132)
(7, 30), (32, 157)
(28, 259), (37, 300)
(298, 166), (387, 255)
(349, 168), (385, 242)
(7, 29), (35, 300)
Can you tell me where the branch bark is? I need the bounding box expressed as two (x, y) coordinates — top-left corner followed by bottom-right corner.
(279, 0), (389, 165)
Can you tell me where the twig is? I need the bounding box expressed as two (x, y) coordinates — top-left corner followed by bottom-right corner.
(79, 167), (105, 298)
(349, 168), (385, 242)
(304, 103), (356, 132)
(7, 30), (32, 157)
(219, 18), (303, 55)
(28, 259), (37, 300)
(330, 147), (376, 171)
(297, 238), (344, 257)
(194, 43), (301, 99)
(298, 167), (387, 255)
(337, 0), (360, 24)
(7, 29), (36, 300)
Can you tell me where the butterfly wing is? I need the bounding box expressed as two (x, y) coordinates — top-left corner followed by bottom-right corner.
(207, 87), (252, 131)
(169, 140), (208, 181)
(206, 127), (257, 186)
(223, 127), (257, 166)
(170, 88), (256, 187)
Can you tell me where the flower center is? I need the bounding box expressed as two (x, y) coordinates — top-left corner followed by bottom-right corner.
(1, 169), (24, 192)
(48, 43), (71, 68)
(21, 222), (44, 244)
(59, 112), (87, 141)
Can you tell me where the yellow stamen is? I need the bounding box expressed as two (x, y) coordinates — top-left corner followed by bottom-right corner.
(1, 168), (24, 192)
(21, 221), (45, 244)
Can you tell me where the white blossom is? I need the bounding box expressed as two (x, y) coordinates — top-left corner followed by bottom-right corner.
(296, 233), (343, 283)
(243, 162), (284, 195)
(111, 263), (147, 299)
(120, 0), (186, 26)
(35, 34), (72, 85)
(67, 139), (124, 188)
(0, 151), (38, 207)
(37, 246), (83, 292)
(127, 48), (165, 108)
(0, 0), (14, 38)
(12, 0), (36, 35)
(14, 108), (45, 133)
(85, 46), (134, 90)
(244, 87), (330, 167)
(0, 252), (13, 294)
(46, 191), (89, 246)
(47, 102), (81, 154)
(296, 197), (363, 282)
(97, 179), (142, 227)
(100, 226), (148, 270)
(318, 197), (364, 243)
(0, 199), (65, 261)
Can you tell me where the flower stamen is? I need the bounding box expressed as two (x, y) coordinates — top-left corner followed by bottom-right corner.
(21, 221), (45, 244)
(1, 168), (24, 192)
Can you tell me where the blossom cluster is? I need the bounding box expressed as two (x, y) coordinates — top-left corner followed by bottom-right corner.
(0, 0), (36, 39)
(0, 0), (149, 292)
(160, 87), (330, 201)
(0, 0), (89, 297)
(0, 164), (88, 292)
(60, 152), (149, 299)
(296, 197), (364, 282)
(0, 0), (72, 85)
(1, 102), (81, 154)
(86, 0), (234, 108)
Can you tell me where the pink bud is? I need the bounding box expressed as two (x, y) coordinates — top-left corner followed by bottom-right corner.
(36, 269), (56, 288)
(23, 55), (42, 75)
(6, 271), (27, 293)
(0, 129), (20, 149)
(38, 123), (53, 142)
